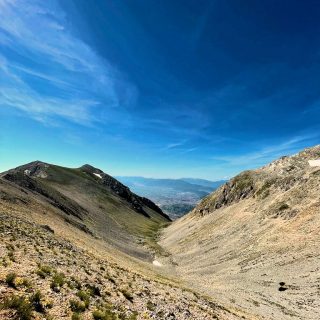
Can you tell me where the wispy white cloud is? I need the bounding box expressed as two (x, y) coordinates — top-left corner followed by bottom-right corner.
(211, 134), (319, 167)
(0, 0), (136, 125)
(165, 141), (185, 150)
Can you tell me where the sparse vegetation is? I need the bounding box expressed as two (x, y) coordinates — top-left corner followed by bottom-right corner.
(69, 299), (86, 313)
(72, 312), (82, 320)
(233, 171), (254, 193)
(36, 265), (53, 278)
(29, 290), (45, 313)
(278, 203), (289, 211)
(146, 300), (155, 311)
(0, 295), (33, 320)
(92, 306), (118, 320)
(50, 272), (65, 291)
(76, 290), (90, 308)
(6, 272), (17, 288)
(121, 289), (134, 302)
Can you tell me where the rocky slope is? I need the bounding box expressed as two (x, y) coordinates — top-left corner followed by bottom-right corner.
(0, 213), (239, 320)
(0, 162), (243, 319)
(160, 145), (320, 319)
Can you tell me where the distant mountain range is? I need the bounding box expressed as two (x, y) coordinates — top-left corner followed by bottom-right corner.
(116, 176), (226, 219)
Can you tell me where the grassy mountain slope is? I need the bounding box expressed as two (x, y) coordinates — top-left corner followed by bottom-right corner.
(160, 145), (320, 319)
(1, 161), (170, 260)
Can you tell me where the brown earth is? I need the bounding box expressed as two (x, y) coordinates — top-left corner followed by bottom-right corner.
(160, 145), (320, 320)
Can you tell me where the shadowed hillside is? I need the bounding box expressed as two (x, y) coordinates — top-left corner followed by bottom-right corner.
(1, 161), (170, 260)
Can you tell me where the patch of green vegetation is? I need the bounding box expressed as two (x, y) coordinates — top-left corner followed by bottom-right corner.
(256, 178), (276, 198)
(36, 265), (53, 278)
(69, 299), (86, 313)
(92, 305), (120, 320)
(0, 295), (33, 320)
(278, 203), (289, 211)
(120, 289), (134, 302)
(127, 312), (138, 320)
(146, 300), (155, 311)
(87, 284), (101, 297)
(6, 272), (17, 288)
(68, 276), (82, 290)
(72, 312), (82, 320)
(29, 290), (45, 313)
(139, 221), (171, 257)
(233, 171), (254, 193)
(50, 272), (65, 292)
(76, 290), (90, 308)
(92, 310), (105, 320)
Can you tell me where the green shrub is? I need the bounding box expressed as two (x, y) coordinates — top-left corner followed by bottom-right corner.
(120, 289), (133, 302)
(36, 265), (52, 278)
(6, 272), (17, 288)
(50, 272), (65, 292)
(76, 290), (90, 308)
(87, 284), (101, 297)
(146, 300), (155, 311)
(92, 310), (104, 319)
(0, 295), (33, 320)
(127, 311), (138, 320)
(92, 308), (118, 320)
(278, 203), (289, 211)
(21, 278), (32, 288)
(69, 299), (86, 313)
(8, 250), (15, 262)
(30, 290), (45, 313)
(72, 312), (82, 320)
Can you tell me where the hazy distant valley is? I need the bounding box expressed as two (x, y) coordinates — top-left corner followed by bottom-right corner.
(116, 176), (225, 219)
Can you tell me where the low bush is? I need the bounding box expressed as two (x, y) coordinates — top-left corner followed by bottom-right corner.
(121, 289), (133, 302)
(0, 295), (33, 320)
(30, 290), (45, 313)
(69, 299), (86, 313)
(36, 265), (52, 279)
(50, 272), (65, 292)
(6, 272), (17, 288)
(76, 290), (90, 308)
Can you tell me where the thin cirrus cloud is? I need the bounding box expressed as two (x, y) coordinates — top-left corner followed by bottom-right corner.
(0, 0), (136, 125)
(211, 134), (320, 168)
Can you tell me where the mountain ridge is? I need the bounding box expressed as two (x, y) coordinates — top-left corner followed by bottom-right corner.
(1, 160), (170, 261)
(2, 161), (170, 221)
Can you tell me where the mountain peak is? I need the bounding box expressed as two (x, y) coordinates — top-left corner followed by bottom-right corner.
(193, 145), (320, 217)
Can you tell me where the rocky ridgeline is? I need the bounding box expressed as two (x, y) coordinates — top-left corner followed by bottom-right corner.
(195, 145), (320, 216)
(1, 162), (170, 222)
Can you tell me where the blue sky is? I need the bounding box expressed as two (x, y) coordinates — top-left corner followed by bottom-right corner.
(1, 0), (320, 180)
